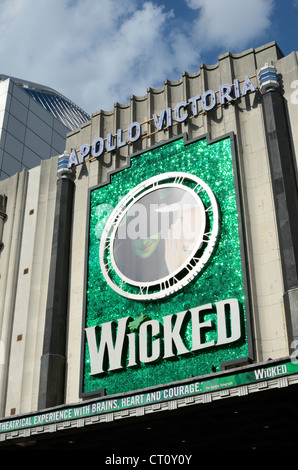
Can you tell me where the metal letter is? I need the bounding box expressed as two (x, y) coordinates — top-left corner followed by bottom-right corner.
(218, 84), (233, 105)
(78, 144), (90, 163)
(153, 110), (166, 130)
(163, 311), (189, 358)
(67, 148), (79, 168)
(174, 101), (188, 123)
(106, 133), (116, 152)
(127, 333), (137, 367)
(91, 137), (105, 158)
(128, 122), (141, 142)
(216, 298), (241, 345)
(202, 90), (216, 111)
(233, 79), (241, 99)
(166, 107), (173, 127)
(85, 316), (130, 375)
(241, 75), (256, 96)
(139, 320), (161, 364)
(188, 95), (201, 116)
(191, 304), (215, 351)
(116, 128), (127, 148)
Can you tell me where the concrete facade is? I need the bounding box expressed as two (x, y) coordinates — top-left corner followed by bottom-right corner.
(0, 41), (297, 427)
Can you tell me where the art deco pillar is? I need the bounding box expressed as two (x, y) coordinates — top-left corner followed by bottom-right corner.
(38, 154), (74, 410)
(259, 64), (298, 349)
(0, 194), (7, 252)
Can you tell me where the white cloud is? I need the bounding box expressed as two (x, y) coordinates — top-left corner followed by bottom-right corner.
(0, 0), (275, 116)
(0, 0), (200, 114)
(185, 0), (274, 52)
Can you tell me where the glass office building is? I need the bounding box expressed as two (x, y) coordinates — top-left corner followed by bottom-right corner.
(0, 75), (90, 181)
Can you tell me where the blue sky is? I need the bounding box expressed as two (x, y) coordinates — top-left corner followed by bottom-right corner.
(0, 0), (297, 115)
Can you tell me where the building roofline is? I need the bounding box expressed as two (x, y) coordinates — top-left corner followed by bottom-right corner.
(0, 74), (90, 119)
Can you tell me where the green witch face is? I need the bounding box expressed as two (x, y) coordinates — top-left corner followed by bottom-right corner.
(130, 232), (161, 259)
(110, 184), (204, 284)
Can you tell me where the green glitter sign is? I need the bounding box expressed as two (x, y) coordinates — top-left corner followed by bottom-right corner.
(80, 133), (253, 397)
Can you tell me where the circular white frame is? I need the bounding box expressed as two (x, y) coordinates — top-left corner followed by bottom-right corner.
(99, 172), (220, 301)
(111, 183), (206, 286)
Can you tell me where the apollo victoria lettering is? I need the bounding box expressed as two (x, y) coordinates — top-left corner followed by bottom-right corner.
(68, 75), (255, 168)
(85, 298), (242, 376)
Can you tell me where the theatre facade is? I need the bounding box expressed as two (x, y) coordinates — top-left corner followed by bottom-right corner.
(0, 41), (298, 451)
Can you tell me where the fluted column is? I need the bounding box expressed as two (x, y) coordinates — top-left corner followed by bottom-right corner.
(260, 64), (298, 348)
(38, 155), (74, 410)
(0, 194), (7, 252)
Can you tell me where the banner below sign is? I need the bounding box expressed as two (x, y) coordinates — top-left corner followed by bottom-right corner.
(0, 359), (296, 434)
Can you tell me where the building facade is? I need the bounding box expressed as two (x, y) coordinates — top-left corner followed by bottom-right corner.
(0, 75), (90, 181)
(0, 41), (298, 452)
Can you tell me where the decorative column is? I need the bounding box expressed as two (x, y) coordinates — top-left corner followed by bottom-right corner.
(0, 194), (7, 252)
(259, 63), (298, 349)
(38, 154), (74, 410)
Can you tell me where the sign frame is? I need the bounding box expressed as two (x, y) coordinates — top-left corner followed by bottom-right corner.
(79, 132), (254, 398)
